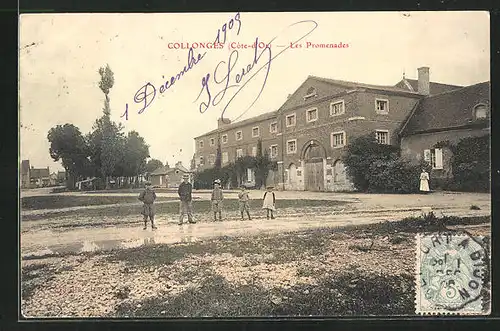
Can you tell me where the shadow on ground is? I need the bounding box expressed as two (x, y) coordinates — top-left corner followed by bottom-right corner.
(113, 270), (415, 317)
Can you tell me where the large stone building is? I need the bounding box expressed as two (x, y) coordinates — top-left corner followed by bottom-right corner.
(193, 67), (489, 191)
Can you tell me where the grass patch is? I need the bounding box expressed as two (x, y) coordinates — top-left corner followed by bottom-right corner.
(21, 263), (75, 300)
(22, 199), (348, 221)
(104, 214), (490, 269)
(338, 215), (490, 236)
(21, 263), (54, 300)
(113, 271), (414, 317)
(21, 195), (177, 210)
(105, 228), (331, 268)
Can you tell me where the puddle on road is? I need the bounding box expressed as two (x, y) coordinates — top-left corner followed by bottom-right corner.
(22, 225), (203, 257)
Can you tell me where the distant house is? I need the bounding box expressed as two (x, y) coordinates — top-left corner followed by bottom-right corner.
(21, 160), (31, 189)
(150, 162), (192, 188)
(30, 166), (51, 188)
(400, 81), (490, 187)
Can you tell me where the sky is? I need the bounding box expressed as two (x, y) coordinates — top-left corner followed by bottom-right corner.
(19, 11), (490, 172)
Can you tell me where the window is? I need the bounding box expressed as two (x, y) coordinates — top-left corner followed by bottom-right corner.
(247, 168), (254, 182)
(286, 114), (296, 127)
(331, 131), (345, 148)
(304, 87), (317, 100)
(236, 148), (244, 158)
(424, 148), (443, 170)
(199, 140), (204, 148)
(252, 146), (257, 157)
(270, 145), (278, 158)
(375, 130), (389, 144)
(474, 104), (488, 120)
(330, 100), (345, 116)
(199, 156), (205, 166)
(235, 131), (243, 141)
(306, 108), (318, 122)
(209, 154), (215, 165)
(252, 126), (260, 137)
(270, 122), (278, 133)
(375, 99), (389, 114)
(210, 138), (215, 146)
(296, 170), (302, 177)
(287, 139), (297, 154)
(222, 134), (228, 144)
(222, 152), (229, 164)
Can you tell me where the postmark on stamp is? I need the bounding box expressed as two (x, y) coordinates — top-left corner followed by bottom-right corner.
(416, 232), (490, 315)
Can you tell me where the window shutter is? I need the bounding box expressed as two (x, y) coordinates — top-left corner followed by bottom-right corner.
(424, 149), (431, 162)
(435, 148), (443, 169)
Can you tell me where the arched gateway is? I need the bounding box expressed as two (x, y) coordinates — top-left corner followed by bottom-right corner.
(301, 140), (327, 191)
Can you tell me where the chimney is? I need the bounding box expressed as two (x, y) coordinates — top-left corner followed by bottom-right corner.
(417, 67), (430, 95)
(217, 117), (231, 128)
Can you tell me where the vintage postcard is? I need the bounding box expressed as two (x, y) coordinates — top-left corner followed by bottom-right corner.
(19, 11), (491, 318)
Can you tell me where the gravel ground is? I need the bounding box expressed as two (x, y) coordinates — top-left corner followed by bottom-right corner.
(21, 216), (490, 318)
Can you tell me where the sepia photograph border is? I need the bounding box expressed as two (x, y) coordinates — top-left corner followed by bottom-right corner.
(5, 0), (500, 330)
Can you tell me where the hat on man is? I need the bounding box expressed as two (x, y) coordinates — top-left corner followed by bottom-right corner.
(213, 179), (221, 185)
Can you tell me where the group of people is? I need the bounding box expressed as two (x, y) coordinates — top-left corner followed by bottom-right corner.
(138, 174), (277, 229)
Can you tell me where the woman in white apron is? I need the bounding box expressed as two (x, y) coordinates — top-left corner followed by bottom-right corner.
(420, 169), (430, 193)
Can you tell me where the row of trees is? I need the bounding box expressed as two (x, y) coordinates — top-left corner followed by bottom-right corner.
(193, 139), (277, 189)
(47, 64), (160, 189)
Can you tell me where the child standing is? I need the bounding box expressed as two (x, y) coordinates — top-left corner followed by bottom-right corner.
(139, 182), (157, 230)
(262, 186), (276, 219)
(238, 186), (252, 220)
(211, 179), (224, 221)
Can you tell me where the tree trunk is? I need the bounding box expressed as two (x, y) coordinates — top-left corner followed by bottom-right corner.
(67, 171), (76, 190)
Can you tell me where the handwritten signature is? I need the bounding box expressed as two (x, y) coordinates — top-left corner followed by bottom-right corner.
(194, 20), (318, 122)
(122, 13), (242, 120)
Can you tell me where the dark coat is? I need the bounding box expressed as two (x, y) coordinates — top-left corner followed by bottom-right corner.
(178, 182), (193, 202)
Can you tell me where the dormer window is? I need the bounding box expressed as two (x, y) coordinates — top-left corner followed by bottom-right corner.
(304, 87), (317, 100)
(473, 104), (488, 120)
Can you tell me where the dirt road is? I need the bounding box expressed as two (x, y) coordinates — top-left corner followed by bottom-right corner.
(21, 191), (491, 257)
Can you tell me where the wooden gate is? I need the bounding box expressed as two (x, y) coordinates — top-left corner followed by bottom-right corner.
(305, 158), (324, 191)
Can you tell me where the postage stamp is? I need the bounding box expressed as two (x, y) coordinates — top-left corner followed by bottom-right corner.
(416, 232), (489, 315)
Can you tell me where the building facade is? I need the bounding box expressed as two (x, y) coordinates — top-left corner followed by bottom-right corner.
(193, 67), (488, 191)
(150, 162), (192, 188)
(399, 82), (490, 188)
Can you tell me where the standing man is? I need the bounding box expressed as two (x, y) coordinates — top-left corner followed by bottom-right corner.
(139, 181), (157, 230)
(178, 174), (195, 225)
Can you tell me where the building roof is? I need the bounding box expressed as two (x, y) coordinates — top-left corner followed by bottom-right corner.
(309, 75), (422, 95)
(30, 168), (50, 178)
(394, 78), (463, 95)
(194, 110), (277, 139)
(151, 164), (192, 176)
(401, 81), (490, 136)
(174, 163), (191, 173)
